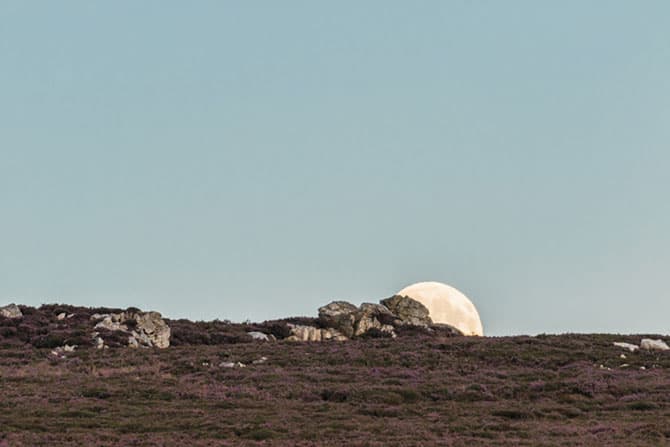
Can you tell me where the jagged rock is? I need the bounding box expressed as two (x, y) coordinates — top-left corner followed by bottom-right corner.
(134, 311), (170, 348)
(247, 331), (270, 341)
(379, 295), (432, 326)
(354, 303), (397, 337)
(93, 310), (170, 348)
(614, 342), (639, 352)
(640, 339), (670, 351)
(0, 304), (23, 319)
(318, 301), (359, 338)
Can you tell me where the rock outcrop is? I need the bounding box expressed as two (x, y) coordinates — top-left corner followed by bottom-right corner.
(317, 301), (398, 339)
(0, 303), (23, 319)
(379, 295), (432, 326)
(91, 310), (170, 348)
(285, 324), (347, 342)
(318, 301), (359, 338)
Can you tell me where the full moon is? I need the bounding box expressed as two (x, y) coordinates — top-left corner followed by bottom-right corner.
(396, 281), (484, 336)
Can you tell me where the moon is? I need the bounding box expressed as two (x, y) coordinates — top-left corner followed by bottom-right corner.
(396, 281), (484, 336)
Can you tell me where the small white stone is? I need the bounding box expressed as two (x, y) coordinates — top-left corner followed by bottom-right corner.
(57, 313), (66, 320)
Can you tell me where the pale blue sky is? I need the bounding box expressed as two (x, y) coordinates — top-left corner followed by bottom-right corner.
(1, 2), (669, 335)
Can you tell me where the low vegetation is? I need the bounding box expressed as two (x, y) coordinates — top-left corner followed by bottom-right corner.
(1, 306), (669, 445)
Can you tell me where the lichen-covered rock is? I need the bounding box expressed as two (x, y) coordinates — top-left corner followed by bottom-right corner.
(318, 301), (358, 338)
(379, 295), (432, 326)
(0, 303), (23, 319)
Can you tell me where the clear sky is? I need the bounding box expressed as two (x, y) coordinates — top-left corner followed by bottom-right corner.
(1, 2), (669, 335)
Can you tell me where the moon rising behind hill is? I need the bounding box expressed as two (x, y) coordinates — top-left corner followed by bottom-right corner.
(396, 282), (484, 336)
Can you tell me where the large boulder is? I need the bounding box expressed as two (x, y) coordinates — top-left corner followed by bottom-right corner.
(354, 303), (397, 337)
(318, 301), (358, 338)
(640, 338), (670, 351)
(134, 311), (170, 348)
(0, 303), (23, 319)
(379, 295), (432, 326)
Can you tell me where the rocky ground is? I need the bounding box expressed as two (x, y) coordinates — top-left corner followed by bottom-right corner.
(1, 304), (670, 446)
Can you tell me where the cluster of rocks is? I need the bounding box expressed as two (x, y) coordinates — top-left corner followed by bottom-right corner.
(91, 311), (171, 349)
(275, 295), (455, 342)
(50, 344), (76, 359)
(614, 339), (670, 352)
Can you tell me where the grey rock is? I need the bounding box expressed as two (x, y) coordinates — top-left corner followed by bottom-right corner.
(318, 301), (358, 338)
(0, 303), (23, 319)
(379, 295), (432, 326)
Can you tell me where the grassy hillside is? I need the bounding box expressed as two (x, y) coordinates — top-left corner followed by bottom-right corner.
(1, 322), (669, 445)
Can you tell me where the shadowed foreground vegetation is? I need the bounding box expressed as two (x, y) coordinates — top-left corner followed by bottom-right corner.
(2, 329), (670, 446)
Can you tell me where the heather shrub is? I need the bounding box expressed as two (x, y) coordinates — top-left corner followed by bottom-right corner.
(33, 333), (68, 349)
(359, 328), (393, 339)
(264, 322), (292, 339)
